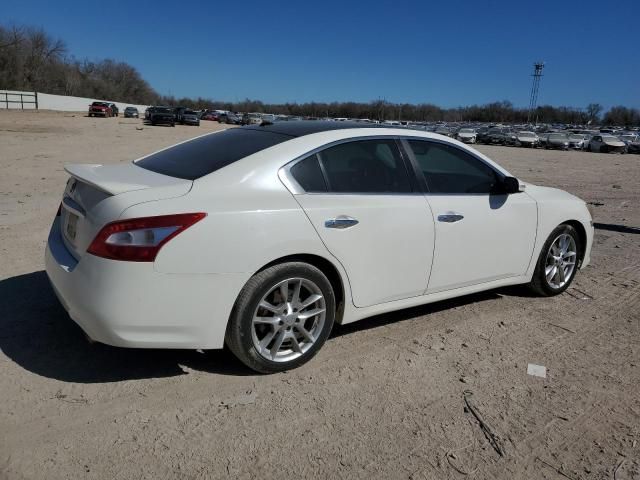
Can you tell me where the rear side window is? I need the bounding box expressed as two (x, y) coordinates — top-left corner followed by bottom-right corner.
(290, 154), (327, 192)
(136, 128), (292, 180)
(318, 140), (412, 193)
(408, 140), (499, 194)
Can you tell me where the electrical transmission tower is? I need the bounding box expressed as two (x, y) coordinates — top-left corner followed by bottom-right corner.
(527, 62), (544, 124)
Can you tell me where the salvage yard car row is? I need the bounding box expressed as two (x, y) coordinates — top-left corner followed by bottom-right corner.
(87, 102), (640, 153)
(451, 125), (639, 154)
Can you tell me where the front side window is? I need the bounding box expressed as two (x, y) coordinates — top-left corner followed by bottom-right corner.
(318, 139), (412, 193)
(408, 140), (500, 194)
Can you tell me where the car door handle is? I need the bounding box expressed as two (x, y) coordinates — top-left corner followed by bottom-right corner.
(325, 215), (359, 229)
(437, 213), (464, 223)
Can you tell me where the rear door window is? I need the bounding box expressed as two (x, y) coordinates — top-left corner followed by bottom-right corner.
(318, 139), (412, 193)
(136, 128), (292, 180)
(290, 154), (327, 192)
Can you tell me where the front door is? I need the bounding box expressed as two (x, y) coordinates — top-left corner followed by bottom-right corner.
(404, 139), (537, 293)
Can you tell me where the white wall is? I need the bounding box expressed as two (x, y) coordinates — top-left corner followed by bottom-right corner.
(0, 90), (150, 113)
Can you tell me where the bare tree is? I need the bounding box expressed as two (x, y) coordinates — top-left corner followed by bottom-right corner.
(585, 103), (603, 124)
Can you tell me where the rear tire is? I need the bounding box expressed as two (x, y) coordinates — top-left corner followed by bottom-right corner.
(529, 224), (581, 296)
(225, 262), (336, 373)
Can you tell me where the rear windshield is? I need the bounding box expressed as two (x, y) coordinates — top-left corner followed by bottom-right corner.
(135, 128), (292, 180)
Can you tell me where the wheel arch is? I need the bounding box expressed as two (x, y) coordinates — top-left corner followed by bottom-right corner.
(561, 219), (588, 267)
(255, 254), (347, 323)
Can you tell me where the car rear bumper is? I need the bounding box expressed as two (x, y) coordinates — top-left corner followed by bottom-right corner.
(45, 218), (247, 349)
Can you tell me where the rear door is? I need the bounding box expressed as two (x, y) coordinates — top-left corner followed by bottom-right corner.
(286, 138), (435, 308)
(404, 139), (537, 293)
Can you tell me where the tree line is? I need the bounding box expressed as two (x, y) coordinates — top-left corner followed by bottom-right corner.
(1, 23), (638, 126)
(0, 24), (157, 104)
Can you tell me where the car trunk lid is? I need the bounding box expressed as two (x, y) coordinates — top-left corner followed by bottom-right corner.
(60, 163), (192, 259)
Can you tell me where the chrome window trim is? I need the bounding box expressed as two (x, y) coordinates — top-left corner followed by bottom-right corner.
(278, 135), (422, 196)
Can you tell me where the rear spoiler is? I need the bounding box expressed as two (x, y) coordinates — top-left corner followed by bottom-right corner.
(64, 163), (191, 195)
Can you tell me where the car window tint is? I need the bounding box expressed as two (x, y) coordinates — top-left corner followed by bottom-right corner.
(136, 129), (292, 180)
(319, 140), (411, 193)
(408, 140), (499, 194)
(290, 154), (327, 192)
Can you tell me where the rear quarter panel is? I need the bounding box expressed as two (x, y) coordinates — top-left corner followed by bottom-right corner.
(120, 159), (338, 277)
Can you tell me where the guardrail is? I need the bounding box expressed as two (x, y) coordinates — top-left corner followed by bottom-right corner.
(1, 91), (38, 109)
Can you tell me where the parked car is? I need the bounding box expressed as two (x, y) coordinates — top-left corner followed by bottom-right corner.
(46, 122), (593, 373)
(124, 107), (139, 118)
(485, 128), (508, 145)
(88, 101), (112, 117)
(217, 112), (228, 123)
(456, 128), (477, 144)
(225, 112), (242, 125)
(261, 114), (276, 124)
(624, 136), (640, 154)
(618, 134), (638, 146)
(475, 127), (491, 144)
(201, 111), (219, 121)
(149, 106), (175, 126)
(181, 109), (200, 126)
(513, 131), (539, 148)
(588, 135), (626, 153)
(109, 104), (119, 117)
(173, 107), (187, 124)
(242, 113), (263, 125)
(545, 133), (569, 150)
(568, 134), (588, 150)
(434, 126), (452, 137)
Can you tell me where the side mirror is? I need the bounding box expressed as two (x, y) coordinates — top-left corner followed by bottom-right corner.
(500, 176), (521, 194)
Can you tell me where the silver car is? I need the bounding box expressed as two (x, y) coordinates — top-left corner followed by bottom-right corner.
(181, 110), (200, 126)
(514, 131), (539, 148)
(568, 134), (588, 150)
(588, 134), (626, 153)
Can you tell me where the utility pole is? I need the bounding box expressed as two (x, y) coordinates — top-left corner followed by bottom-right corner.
(527, 62), (544, 124)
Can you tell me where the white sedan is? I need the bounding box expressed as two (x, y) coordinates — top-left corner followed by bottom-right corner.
(46, 123), (593, 373)
(456, 128), (477, 143)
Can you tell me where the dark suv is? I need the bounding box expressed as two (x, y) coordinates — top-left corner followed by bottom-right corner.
(149, 106), (176, 126)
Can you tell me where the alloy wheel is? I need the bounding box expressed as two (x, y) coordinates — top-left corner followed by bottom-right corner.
(545, 233), (577, 289)
(251, 278), (326, 362)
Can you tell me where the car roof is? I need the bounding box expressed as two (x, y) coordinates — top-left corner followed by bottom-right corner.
(241, 120), (388, 138)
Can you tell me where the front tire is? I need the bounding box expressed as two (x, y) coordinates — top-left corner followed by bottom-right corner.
(529, 224), (581, 296)
(225, 262), (336, 373)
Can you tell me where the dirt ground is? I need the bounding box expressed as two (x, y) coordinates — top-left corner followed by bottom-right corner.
(0, 110), (638, 480)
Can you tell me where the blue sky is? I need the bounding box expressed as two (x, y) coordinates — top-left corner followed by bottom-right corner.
(4, 0), (639, 108)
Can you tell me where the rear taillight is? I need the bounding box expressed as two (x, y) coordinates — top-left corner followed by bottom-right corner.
(87, 213), (206, 262)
